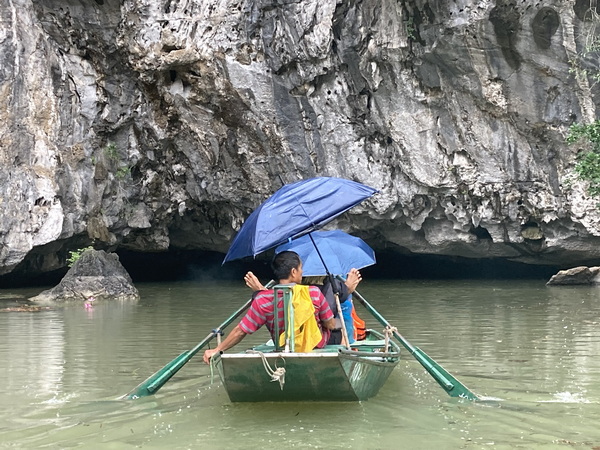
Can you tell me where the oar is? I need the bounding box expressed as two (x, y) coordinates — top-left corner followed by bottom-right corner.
(123, 280), (275, 399)
(351, 287), (479, 401)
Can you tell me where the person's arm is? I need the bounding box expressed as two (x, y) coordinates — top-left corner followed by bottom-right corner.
(203, 325), (247, 364)
(322, 317), (336, 330)
(244, 271), (266, 291)
(333, 278), (350, 301)
(312, 286), (336, 329)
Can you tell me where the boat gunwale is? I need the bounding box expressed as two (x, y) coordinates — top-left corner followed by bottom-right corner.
(220, 349), (400, 367)
(221, 352), (340, 359)
(338, 348), (400, 359)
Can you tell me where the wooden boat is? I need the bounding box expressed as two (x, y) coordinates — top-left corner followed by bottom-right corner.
(212, 284), (401, 402)
(123, 283), (479, 402)
(213, 329), (400, 402)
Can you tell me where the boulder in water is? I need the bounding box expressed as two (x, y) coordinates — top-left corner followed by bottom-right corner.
(546, 266), (600, 286)
(30, 249), (140, 303)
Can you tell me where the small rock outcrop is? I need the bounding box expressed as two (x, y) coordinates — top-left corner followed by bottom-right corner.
(546, 266), (600, 286)
(30, 249), (140, 303)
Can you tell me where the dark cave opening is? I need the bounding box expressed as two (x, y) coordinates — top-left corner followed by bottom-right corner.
(0, 249), (566, 289)
(118, 249), (560, 283)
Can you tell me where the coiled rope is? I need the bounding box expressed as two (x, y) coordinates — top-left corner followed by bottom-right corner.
(383, 325), (397, 353)
(247, 350), (286, 390)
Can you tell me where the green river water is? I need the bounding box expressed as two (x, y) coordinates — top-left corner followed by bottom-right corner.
(1, 279), (600, 449)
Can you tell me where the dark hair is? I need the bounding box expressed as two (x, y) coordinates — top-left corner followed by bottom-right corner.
(272, 251), (301, 280)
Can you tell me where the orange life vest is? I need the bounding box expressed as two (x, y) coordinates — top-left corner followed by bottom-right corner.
(351, 304), (367, 341)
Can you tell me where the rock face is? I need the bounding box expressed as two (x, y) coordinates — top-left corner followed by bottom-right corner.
(29, 249), (139, 302)
(1, 1), (600, 280)
(546, 266), (600, 285)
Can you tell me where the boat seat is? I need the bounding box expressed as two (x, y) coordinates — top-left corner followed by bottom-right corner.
(351, 339), (387, 347)
(249, 344), (345, 353)
(250, 342), (391, 354)
(250, 343), (277, 353)
(314, 345), (346, 353)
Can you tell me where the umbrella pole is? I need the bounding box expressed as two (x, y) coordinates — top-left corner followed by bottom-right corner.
(307, 233), (329, 274)
(307, 233), (350, 349)
(334, 293), (351, 349)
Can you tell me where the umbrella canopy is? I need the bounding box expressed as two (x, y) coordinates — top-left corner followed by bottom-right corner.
(275, 230), (376, 276)
(223, 177), (378, 263)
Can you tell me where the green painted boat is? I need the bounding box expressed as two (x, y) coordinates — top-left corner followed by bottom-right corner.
(124, 283), (479, 401)
(213, 330), (401, 402)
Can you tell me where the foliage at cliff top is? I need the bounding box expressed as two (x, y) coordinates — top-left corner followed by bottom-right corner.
(567, 120), (600, 197)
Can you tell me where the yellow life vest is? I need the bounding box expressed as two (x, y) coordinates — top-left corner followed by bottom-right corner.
(279, 284), (322, 352)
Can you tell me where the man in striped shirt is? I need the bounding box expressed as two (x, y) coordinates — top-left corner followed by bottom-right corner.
(203, 251), (335, 363)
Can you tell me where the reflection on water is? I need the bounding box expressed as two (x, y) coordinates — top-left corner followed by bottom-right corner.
(0, 280), (599, 448)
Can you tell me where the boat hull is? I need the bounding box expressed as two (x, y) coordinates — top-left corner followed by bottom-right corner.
(216, 349), (399, 402)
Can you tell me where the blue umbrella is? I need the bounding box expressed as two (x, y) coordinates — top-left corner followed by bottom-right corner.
(275, 230), (376, 276)
(223, 177), (378, 263)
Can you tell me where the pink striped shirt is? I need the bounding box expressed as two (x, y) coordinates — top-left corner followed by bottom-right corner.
(239, 285), (333, 348)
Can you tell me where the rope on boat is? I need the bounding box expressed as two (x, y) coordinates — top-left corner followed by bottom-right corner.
(209, 353), (218, 384)
(383, 325), (397, 353)
(247, 350), (286, 390)
(212, 329), (224, 345)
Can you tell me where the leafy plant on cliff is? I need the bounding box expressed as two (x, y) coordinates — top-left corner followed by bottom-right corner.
(566, 120), (600, 197)
(103, 142), (131, 181)
(67, 246), (93, 268)
(405, 16), (416, 41)
(116, 166), (131, 179)
(104, 142), (118, 161)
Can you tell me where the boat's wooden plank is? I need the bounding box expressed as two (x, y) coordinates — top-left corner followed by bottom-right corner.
(218, 351), (399, 402)
(219, 353), (359, 402)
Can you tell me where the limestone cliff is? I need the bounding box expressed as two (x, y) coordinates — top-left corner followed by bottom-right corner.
(1, 0), (600, 280)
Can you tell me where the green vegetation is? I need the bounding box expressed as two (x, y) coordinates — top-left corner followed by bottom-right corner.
(103, 141), (131, 180)
(67, 246), (94, 268)
(116, 166), (130, 179)
(566, 120), (600, 197)
(405, 16), (416, 41)
(104, 142), (118, 161)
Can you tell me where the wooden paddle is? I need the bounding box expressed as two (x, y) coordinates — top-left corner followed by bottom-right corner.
(123, 280), (275, 399)
(351, 288), (480, 401)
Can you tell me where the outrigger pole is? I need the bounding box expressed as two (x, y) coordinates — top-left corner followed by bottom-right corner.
(123, 280), (276, 399)
(348, 284), (479, 401)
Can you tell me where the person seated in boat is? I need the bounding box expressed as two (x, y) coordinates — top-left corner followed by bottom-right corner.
(202, 251), (335, 364)
(245, 268), (363, 345)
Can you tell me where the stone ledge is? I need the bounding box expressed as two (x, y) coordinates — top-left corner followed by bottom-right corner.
(546, 266), (600, 286)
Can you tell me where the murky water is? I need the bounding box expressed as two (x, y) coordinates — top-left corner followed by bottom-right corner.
(1, 279), (600, 449)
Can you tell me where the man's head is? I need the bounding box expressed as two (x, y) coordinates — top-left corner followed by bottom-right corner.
(272, 251), (303, 283)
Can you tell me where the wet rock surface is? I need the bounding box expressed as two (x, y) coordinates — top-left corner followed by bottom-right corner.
(546, 266), (600, 285)
(29, 249), (139, 302)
